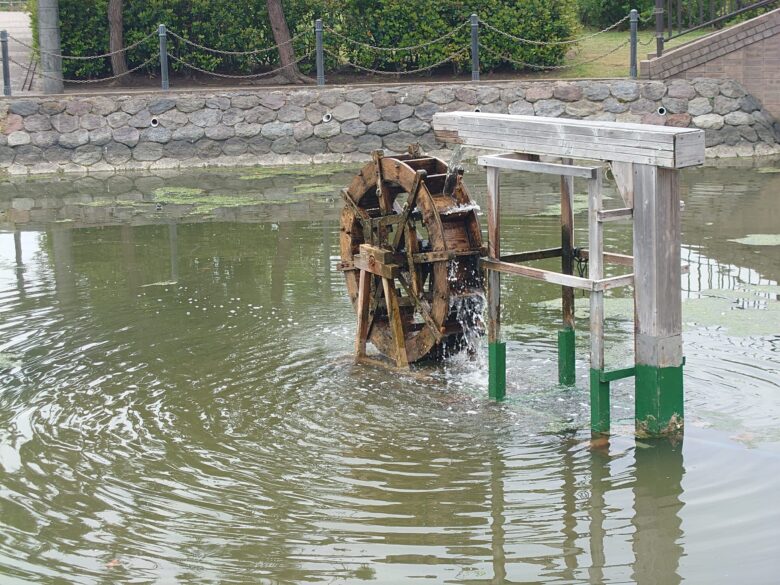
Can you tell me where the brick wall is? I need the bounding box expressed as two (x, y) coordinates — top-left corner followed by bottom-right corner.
(640, 7), (780, 119)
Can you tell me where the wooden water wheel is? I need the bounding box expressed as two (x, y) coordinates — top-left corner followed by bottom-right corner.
(338, 147), (485, 366)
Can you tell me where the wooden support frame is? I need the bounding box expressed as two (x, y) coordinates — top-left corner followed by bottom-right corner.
(432, 112), (703, 438)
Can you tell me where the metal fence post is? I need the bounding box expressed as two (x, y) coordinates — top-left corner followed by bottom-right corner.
(158, 24), (169, 90)
(655, 0), (665, 56)
(315, 19), (325, 86)
(470, 13), (479, 82)
(1, 30), (10, 96)
(630, 9), (639, 78)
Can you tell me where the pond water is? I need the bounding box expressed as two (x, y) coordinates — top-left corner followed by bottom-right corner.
(0, 159), (778, 584)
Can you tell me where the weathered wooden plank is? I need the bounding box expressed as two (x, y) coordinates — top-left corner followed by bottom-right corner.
(500, 247), (562, 263)
(390, 168), (426, 252)
(561, 168), (575, 333)
(588, 170), (605, 370)
(597, 208), (634, 222)
(478, 154), (598, 179)
(353, 254), (399, 280)
(578, 249), (635, 267)
(412, 249), (482, 263)
(633, 164), (683, 366)
(482, 259), (595, 291)
(486, 165), (501, 344)
(433, 112), (704, 169)
(382, 277), (409, 368)
(592, 273), (635, 291)
(447, 132), (676, 167)
(610, 161), (634, 208)
(355, 269), (372, 360)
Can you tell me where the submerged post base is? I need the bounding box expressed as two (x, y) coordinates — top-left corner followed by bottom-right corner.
(558, 328), (576, 386)
(590, 369), (610, 435)
(488, 342), (506, 401)
(635, 363), (684, 437)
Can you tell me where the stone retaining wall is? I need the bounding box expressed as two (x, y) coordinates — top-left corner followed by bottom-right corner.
(1, 79), (779, 175)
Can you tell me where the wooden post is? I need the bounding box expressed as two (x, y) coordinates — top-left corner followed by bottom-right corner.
(486, 165), (505, 400)
(633, 164), (684, 437)
(588, 169), (610, 435)
(382, 277), (409, 368)
(559, 162), (576, 386)
(355, 269), (371, 361)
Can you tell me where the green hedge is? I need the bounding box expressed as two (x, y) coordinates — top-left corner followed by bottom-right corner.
(29, 0), (579, 78)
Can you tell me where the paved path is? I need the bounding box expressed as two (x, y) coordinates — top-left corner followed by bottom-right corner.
(0, 11), (39, 93)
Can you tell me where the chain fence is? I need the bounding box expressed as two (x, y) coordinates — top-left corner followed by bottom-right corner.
(0, 11), (648, 94)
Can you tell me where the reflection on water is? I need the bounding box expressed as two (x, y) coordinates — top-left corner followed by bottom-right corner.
(0, 160), (778, 584)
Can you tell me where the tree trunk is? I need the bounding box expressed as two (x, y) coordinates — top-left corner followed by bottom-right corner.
(107, 0), (128, 76)
(266, 0), (312, 84)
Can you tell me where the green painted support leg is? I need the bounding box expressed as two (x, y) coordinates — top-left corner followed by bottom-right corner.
(590, 369), (610, 435)
(558, 328), (576, 386)
(489, 342), (506, 401)
(635, 364), (684, 437)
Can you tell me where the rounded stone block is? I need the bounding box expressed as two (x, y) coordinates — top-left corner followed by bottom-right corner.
(176, 96), (206, 113)
(414, 103), (440, 121)
(59, 130), (90, 149)
(32, 131), (60, 148)
(341, 119), (367, 137)
(7, 131), (31, 147)
(398, 118), (429, 135)
(89, 128), (113, 146)
(43, 145), (72, 164)
(292, 120), (314, 141)
(80, 113), (106, 131)
(221, 108), (245, 126)
(172, 124), (205, 143)
(164, 140), (198, 159)
(426, 88), (455, 105)
(661, 97), (688, 114)
(666, 80), (696, 100)
(107, 112), (131, 129)
(719, 80), (745, 99)
(713, 96), (739, 115)
(381, 104), (414, 122)
(9, 100), (39, 116)
(235, 122), (263, 138)
(262, 121), (295, 140)
(112, 126), (140, 147)
(724, 111), (754, 126)
(693, 113), (724, 130)
(299, 136), (327, 155)
(72, 144), (103, 166)
(23, 115), (52, 132)
(687, 97), (712, 117)
(477, 86), (501, 104)
(206, 96), (231, 110)
(328, 134), (357, 153)
(103, 142), (132, 165)
(223, 137), (249, 155)
(40, 101), (66, 115)
(356, 134), (382, 153)
(205, 125), (235, 140)
(553, 82), (583, 102)
(525, 85), (553, 102)
(120, 97), (147, 115)
(51, 113), (80, 133)
(259, 93), (286, 110)
(129, 110), (153, 128)
(373, 91), (396, 108)
(313, 120), (341, 139)
(367, 120), (397, 136)
(666, 113), (692, 128)
(383, 130), (416, 152)
(508, 100), (534, 115)
(158, 109), (189, 129)
(610, 81), (639, 102)
(244, 106), (276, 124)
(331, 102), (360, 122)
(189, 109), (223, 128)
(277, 104), (306, 123)
(534, 99), (565, 117)
(196, 138), (222, 159)
(14, 145), (43, 165)
(270, 136), (296, 154)
(345, 89), (373, 105)
(142, 126), (174, 143)
(247, 135), (272, 155)
(359, 103), (381, 124)
(149, 98), (177, 115)
(583, 83), (610, 101)
(231, 95), (260, 109)
(565, 101), (600, 117)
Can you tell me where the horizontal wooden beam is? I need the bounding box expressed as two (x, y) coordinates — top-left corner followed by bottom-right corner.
(597, 208), (634, 222)
(499, 248), (562, 262)
(433, 112), (705, 169)
(578, 249), (634, 267)
(482, 258), (634, 291)
(477, 153), (598, 179)
(412, 249), (483, 263)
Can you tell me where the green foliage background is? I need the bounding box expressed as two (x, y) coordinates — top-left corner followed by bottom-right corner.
(28, 0), (579, 79)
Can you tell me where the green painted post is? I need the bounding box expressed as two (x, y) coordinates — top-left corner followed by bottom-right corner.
(558, 327), (575, 385)
(635, 364), (684, 436)
(589, 369), (610, 434)
(489, 342), (506, 400)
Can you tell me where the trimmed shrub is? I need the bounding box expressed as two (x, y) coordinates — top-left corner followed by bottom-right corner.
(29, 0), (579, 78)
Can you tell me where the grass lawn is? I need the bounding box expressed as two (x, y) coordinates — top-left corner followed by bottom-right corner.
(540, 27), (715, 79)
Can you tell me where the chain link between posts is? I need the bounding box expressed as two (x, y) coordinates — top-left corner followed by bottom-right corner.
(166, 28), (311, 57)
(166, 51), (313, 79)
(479, 14), (631, 46)
(9, 53), (159, 83)
(478, 39), (630, 70)
(322, 21), (468, 52)
(322, 45), (470, 76)
(8, 31), (157, 60)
